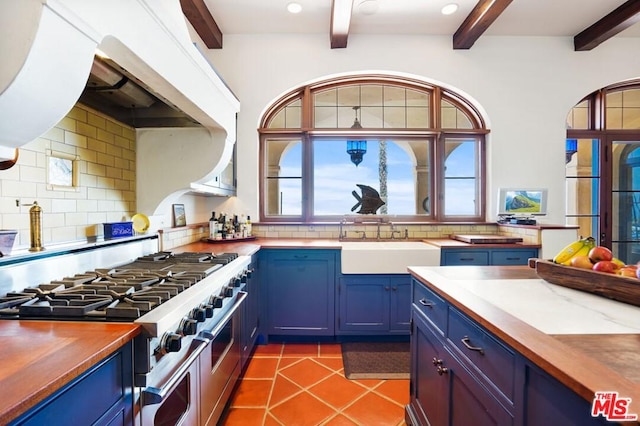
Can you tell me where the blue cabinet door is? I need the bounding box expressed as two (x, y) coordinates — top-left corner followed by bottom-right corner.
(524, 361), (610, 426)
(338, 275), (389, 332)
(441, 247), (539, 266)
(11, 342), (134, 426)
(491, 248), (538, 265)
(409, 310), (450, 426)
(265, 249), (336, 336)
(337, 274), (411, 335)
(389, 275), (411, 332)
(442, 249), (490, 265)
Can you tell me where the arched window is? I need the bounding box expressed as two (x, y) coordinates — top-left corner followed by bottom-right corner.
(566, 79), (640, 264)
(259, 75), (488, 223)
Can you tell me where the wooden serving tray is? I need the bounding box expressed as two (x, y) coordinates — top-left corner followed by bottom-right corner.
(532, 259), (640, 307)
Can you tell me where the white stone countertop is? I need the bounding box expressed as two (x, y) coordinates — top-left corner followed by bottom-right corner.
(445, 277), (640, 335)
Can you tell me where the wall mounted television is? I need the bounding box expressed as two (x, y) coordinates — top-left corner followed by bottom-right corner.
(497, 188), (548, 216)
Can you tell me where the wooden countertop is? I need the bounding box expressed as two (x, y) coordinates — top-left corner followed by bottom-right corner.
(409, 266), (640, 419)
(423, 238), (541, 249)
(179, 237), (542, 253)
(0, 321), (140, 424)
(176, 238), (343, 255)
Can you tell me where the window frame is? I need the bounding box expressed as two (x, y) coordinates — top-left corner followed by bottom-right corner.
(259, 75), (488, 223)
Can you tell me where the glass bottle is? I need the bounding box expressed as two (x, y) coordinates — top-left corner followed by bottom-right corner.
(209, 211), (216, 239)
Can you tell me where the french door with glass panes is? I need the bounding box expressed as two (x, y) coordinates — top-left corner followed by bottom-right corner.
(567, 136), (640, 264)
(610, 137), (640, 265)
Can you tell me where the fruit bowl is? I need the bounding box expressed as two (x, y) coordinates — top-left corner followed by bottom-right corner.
(530, 259), (640, 308)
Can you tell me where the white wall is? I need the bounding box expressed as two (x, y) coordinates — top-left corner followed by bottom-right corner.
(198, 33), (640, 225)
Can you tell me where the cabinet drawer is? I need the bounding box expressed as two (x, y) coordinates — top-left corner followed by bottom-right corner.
(412, 279), (447, 334)
(443, 251), (489, 266)
(448, 307), (515, 401)
(491, 249), (537, 265)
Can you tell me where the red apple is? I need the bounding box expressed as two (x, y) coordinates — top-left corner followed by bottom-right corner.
(592, 260), (617, 273)
(588, 246), (613, 263)
(570, 255), (594, 270)
(617, 267), (638, 278)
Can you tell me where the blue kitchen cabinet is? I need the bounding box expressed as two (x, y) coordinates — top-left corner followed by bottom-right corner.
(407, 284), (513, 426)
(337, 274), (410, 335)
(10, 341), (134, 426)
(522, 361), (609, 426)
(406, 277), (610, 426)
(263, 249), (337, 337)
(441, 247), (538, 266)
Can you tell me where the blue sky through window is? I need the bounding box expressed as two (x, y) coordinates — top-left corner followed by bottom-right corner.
(276, 139), (477, 216)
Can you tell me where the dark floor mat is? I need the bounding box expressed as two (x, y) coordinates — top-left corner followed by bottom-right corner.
(341, 341), (410, 380)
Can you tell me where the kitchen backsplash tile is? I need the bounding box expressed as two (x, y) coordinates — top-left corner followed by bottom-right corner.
(0, 103), (136, 249)
(250, 223), (502, 240)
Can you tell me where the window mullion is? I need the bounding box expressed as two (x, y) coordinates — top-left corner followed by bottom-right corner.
(302, 132), (314, 221)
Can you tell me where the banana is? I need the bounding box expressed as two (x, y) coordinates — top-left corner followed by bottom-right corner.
(563, 244), (591, 265)
(552, 236), (596, 265)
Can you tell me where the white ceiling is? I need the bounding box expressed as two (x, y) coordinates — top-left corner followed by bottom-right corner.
(203, 0), (640, 39)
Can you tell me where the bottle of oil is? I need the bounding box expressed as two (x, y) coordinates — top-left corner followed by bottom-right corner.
(208, 211), (216, 239)
(246, 215), (252, 236)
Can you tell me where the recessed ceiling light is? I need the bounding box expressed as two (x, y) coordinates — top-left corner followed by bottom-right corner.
(287, 2), (302, 14)
(358, 0), (379, 16)
(441, 3), (459, 15)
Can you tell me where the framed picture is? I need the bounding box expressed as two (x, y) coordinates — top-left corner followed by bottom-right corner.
(172, 204), (186, 227)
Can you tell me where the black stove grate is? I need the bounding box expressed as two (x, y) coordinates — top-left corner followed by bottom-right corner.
(0, 251), (240, 321)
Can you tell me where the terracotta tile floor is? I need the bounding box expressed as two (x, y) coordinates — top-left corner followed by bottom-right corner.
(220, 342), (409, 426)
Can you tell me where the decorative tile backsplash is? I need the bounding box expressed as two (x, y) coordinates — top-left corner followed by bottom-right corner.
(250, 223), (501, 240)
(158, 221), (550, 251)
(0, 104), (136, 249)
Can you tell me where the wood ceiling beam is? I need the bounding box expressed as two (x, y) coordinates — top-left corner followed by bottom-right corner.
(453, 0), (513, 50)
(331, 0), (354, 49)
(180, 0), (223, 49)
(574, 0), (640, 51)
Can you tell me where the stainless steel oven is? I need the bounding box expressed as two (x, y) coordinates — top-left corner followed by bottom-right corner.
(0, 249), (252, 426)
(138, 290), (246, 426)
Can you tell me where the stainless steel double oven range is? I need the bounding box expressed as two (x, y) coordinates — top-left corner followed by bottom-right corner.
(0, 250), (252, 426)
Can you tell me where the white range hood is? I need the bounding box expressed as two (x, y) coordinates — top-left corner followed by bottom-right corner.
(0, 0), (239, 211)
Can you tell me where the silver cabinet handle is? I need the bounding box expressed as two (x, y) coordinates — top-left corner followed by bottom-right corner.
(461, 336), (484, 355)
(419, 298), (434, 307)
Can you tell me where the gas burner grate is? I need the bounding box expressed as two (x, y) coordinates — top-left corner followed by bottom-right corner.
(0, 250), (244, 321)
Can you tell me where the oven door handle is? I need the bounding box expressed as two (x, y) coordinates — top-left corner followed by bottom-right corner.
(201, 291), (247, 341)
(142, 337), (209, 406)
(142, 291), (248, 406)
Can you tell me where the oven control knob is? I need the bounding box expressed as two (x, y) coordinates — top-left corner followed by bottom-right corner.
(180, 318), (198, 335)
(240, 273), (247, 283)
(209, 295), (223, 308)
(191, 307), (207, 322)
(201, 303), (214, 318)
(222, 286), (234, 298)
(161, 332), (182, 353)
(233, 277), (242, 287)
(247, 268), (254, 278)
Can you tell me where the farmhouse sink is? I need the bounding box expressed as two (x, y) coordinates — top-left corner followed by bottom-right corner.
(340, 241), (441, 274)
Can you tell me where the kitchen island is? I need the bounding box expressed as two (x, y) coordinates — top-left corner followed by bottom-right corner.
(407, 265), (640, 425)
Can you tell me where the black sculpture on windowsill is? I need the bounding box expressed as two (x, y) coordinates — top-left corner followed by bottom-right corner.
(351, 184), (385, 214)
